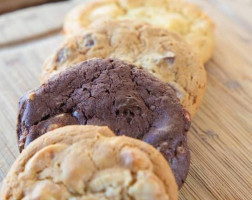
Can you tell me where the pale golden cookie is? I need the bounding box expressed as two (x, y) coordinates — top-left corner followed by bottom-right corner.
(1, 125), (178, 200)
(42, 20), (206, 116)
(64, 0), (214, 63)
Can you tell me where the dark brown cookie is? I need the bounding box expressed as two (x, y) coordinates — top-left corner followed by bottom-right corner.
(17, 58), (191, 187)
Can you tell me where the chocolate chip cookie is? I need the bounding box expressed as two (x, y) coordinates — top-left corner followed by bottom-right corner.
(42, 19), (207, 116)
(64, 0), (214, 63)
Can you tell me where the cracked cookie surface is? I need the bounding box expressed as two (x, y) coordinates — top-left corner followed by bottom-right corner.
(1, 125), (178, 200)
(18, 58), (190, 187)
(64, 0), (214, 63)
(42, 19), (207, 116)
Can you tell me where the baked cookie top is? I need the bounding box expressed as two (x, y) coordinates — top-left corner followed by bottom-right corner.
(1, 125), (178, 200)
(64, 0), (214, 63)
(19, 58), (190, 188)
(42, 20), (207, 116)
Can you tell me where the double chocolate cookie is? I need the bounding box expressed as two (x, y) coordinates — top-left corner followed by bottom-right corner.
(17, 58), (191, 187)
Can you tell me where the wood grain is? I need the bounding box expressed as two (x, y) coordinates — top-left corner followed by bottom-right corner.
(0, 0), (80, 47)
(0, 0), (66, 14)
(0, 0), (251, 199)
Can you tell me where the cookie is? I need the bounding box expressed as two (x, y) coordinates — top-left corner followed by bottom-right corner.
(42, 19), (207, 116)
(64, 0), (214, 63)
(18, 58), (191, 187)
(1, 125), (178, 199)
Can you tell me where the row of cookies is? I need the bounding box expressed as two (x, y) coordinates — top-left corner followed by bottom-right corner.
(1, 0), (214, 199)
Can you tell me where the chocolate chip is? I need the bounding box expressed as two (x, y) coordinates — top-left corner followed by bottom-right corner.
(164, 56), (175, 64)
(153, 52), (175, 66)
(84, 34), (95, 47)
(164, 51), (175, 65)
(56, 48), (67, 63)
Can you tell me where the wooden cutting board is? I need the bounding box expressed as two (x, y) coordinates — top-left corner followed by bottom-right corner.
(0, 0), (251, 199)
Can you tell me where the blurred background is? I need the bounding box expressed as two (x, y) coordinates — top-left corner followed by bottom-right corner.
(0, 0), (67, 14)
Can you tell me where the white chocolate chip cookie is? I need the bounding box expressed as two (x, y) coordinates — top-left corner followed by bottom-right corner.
(64, 0), (214, 63)
(0, 125), (178, 200)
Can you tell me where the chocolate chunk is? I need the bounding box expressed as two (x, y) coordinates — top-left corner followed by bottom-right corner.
(84, 33), (95, 47)
(56, 48), (67, 63)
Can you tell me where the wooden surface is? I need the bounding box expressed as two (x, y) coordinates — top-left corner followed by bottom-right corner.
(0, 0), (66, 14)
(0, 0), (251, 199)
